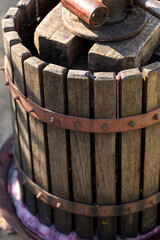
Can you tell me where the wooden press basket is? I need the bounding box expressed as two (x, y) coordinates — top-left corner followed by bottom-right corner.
(2, 0), (160, 239)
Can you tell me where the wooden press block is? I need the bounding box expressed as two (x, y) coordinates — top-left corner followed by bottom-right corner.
(88, 15), (160, 73)
(34, 3), (86, 67)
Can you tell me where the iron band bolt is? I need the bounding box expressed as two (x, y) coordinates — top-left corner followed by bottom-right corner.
(4, 82), (9, 86)
(150, 200), (154, 205)
(80, 208), (85, 213)
(85, 72), (96, 80)
(36, 192), (42, 199)
(50, 116), (55, 123)
(56, 203), (61, 208)
(116, 74), (121, 81)
(9, 148), (13, 157)
(75, 122), (80, 129)
(0, 66), (5, 71)
(22, 179), (27, 185)
(128, 208), (132, 213)
(28, 108), (35, 113)
(128, 121), (135, 128)
(102, 123), (108, 130)
(13, 165), (18, 170)
(13, 95), (19, 100)
(153, 114), (159, 120)
(37, 17), (41, 22)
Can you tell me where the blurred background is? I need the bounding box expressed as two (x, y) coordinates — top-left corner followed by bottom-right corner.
(0, 0), (24, 239)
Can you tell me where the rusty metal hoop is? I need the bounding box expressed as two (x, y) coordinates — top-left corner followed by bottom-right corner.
(5, 70), (160, 134)
(1, 137), (160, 239)
(14, 154), (160, 217)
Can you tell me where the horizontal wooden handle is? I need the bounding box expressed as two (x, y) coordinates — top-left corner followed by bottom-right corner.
(135, 0), (160, 20)
(61, 0), (109, 27)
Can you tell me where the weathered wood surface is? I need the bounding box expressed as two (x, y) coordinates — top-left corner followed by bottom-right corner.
(119, 69), (142, 238)
(4, 2), (160, 237)
(24, 57), (52, 226)
(3, 31), (21, 79)
(11, 43), (36, 215)
(88, 15), (160, 73)
(2, 19), (15, 33)
(5, 7), (20, 19)
(94, 72), (117, 240)
(141, 62), (160, 233)
(3, 7), (25, 201)
(3, 30), (21, 169)
(43, 64), (72, 234)
(34, 3), (86, 67)
(17, 0), (36, 25)
(4, 7), (21, 35)
(16, 0), (36, 50)
(68, 70), (94, 238)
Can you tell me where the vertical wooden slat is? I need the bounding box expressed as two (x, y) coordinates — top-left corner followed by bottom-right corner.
(3, 31), (21, 80)
(17, 0), (36, 49)
(4, 7), (21, 35)
(24, 56), (52, 226)
(2, 19), (15, 33)
(3, 13), (24, 201)
(119, 69), (142, 238)
(94, 72), (117, 240)
(67, 70), (94, 239)
(2, 30), (21, 164)
(5, 7), (20, 19)
(36, 0), (59, 19)
(11, 43), (36, 215)
(141, 62), (160, 234)
(43, 64), (72, 234)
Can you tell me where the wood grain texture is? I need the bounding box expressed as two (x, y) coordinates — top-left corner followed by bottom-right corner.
(17, 0), (36, 49)
(11, 43), (36, 215)
(34, 3), (86, 67)
(2, 19), (15, 33)
(24, 56), (52, 226)
(5, 7), (20, 19)
(3, 30), (21, 167)
(3, 31), (21, 79)
(4, 7), (21, 34)
(88, 16), (160, 73)
(43, 64), (72, 234)
(141, 62), (160, 234)
(67, 70), (94, 238)
(119, 69), (142, 238)
(2, 24), (23, 200)
(94, 72), (117, 240)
